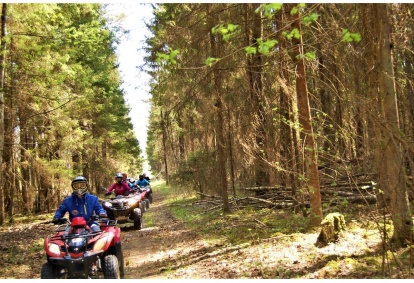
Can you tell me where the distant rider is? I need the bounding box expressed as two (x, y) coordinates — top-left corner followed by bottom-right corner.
(52, 176), (107, 232)
(122, 172), (128, 183)
(142, 173), (151, 182)
(136, 174), (150, 189)
(106, 173), (133, 196)
(128, 177), (138, 190)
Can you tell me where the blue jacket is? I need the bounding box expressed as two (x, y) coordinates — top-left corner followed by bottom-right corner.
(136, 178), (149, 188)
(128, 182), (137, 190)
(53, 193), (107, 222)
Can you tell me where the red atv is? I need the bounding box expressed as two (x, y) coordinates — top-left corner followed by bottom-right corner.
(139, 185), (153, 205)
(41, 216), (125, 279)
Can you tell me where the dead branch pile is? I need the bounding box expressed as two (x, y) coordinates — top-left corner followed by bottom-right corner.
(194, 173), (379, 211)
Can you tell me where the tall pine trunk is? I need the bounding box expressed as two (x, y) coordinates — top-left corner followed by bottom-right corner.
(375, 4), (412, 248)
(287, 3), (323, 227)
(207, 4), (230, 213)
(0, 4), (7, 225)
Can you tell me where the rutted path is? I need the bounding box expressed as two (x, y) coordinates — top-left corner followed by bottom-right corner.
(121, 193), (204, 278)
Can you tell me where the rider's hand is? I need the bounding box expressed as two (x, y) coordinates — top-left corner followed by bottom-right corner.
(105, 192), (111, 196)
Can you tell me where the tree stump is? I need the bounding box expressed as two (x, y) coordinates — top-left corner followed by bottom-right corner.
(315, 212), (345, 247)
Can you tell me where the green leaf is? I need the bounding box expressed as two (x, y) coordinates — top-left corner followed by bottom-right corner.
(341, 28), (362, 43)
(305, 51), (316, 60)
(211, 23), (239, 42)
(285, 28), (300, 40)
(257, 3), (283, 19)
(155, 49), (180, 65)
(257, 39), (278, 55)
(303, 13), (319, 25)
(205, 57), (220, 66)
(245, 46), (257, 55)
(290, 6), (298, 15)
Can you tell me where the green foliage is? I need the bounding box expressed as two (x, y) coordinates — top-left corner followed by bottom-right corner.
(2, 3), (142, 214)
(205, 57), (220, 66)
(156, 49), (180, 65)
(341, 28), (362, 43)
(245, 39), (278, 56)
(303, 13), (319, 25)
(212, 23), (239, 42)
(257, 38), (278, 55)
(256, 3), (283, 19)
(282, 28), (301, 40)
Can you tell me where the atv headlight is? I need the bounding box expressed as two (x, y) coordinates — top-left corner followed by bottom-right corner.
(48, 243), (61, 256)
(127, 199), (136, 206)
(103, 201), (112, 207)
(92, 236), (109, 252)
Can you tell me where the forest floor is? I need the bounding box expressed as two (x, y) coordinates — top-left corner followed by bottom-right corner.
(0, 181), (413, 279)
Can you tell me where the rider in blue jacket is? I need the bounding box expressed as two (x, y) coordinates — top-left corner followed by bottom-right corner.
(128, 177), (138, 190)
(136, 174), (150, 189)
(53, 176), (107, 232)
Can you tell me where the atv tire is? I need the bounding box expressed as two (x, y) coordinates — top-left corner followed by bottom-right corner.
(147, 193), (153, 204)
(140, 201), (147, 213)
(102, 254), (120, 279)
(133, 208), (142, 230)
(145, 198), (150, 209)
(41, 262), (58, 279)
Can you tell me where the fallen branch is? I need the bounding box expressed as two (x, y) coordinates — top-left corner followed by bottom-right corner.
(246, 196), (277, 205)
(196, 192), (222, 198)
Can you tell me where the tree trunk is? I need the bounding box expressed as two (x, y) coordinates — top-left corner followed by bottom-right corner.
(375, 3), (412, 247)
(0, 3), (7, 225)
(287, 3), (323, 227)
(207, 4), (230, 213)
(161, 109), (169, 185)
(275, 4), (300, 194)
(245, 3), (269, 187)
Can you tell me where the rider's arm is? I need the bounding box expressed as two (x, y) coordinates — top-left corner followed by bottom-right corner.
(123, 182), (133, 191)
(53, 198), (69, 219)
(106, 183), (115, 194)
(91, 195), (107, 216)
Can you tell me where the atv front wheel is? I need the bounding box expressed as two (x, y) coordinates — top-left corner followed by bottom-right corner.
(40, 262), (58, 279)
(102, 254), (120, 279)
(133, 208), (142, 230)
(145, 199), (150, 209)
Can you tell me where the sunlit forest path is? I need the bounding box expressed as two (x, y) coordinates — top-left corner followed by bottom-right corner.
(121, 192), (202, 278)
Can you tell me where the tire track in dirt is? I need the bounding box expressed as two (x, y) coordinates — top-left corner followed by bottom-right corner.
(120, 192), (204, 278)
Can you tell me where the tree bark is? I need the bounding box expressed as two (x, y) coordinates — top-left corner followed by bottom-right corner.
(0, 3), (7, 225)
(245, 3), (269, 187)
(207, 4), (230, 213)
(287, 4), (323, 227)
(161, 109), (169, 185)
(375, 3), (412, 247)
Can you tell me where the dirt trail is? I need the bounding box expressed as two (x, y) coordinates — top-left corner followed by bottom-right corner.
(0, 190), (387, 279)
(121, 193), (204, 278)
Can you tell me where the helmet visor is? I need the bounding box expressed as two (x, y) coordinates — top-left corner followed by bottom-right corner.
(72, 182), (87, 190)
(115, 177), (123, 182)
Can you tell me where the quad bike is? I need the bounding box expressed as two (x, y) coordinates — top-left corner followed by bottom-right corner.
(139, 185), (153, 204)
(135, 187), (151, 211)
(41, 216), (125, 279)
(101, 190), (144, 230)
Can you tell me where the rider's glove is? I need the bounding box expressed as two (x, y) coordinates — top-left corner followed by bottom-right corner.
(105, 192), (111, 196)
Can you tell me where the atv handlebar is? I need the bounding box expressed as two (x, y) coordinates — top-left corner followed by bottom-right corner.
(51, 217), (68, 225)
